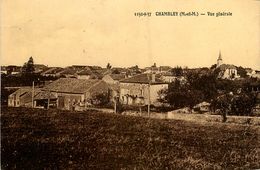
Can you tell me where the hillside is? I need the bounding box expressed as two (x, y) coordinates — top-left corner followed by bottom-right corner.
(1, 107), (259, 169)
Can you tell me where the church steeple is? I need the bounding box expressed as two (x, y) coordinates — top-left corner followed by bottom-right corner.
(217, 51), (223, 67)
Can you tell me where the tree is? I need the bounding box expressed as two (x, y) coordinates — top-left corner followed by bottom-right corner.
(112, 69), (120, 74)
(186, 72), (218, 101)
(22, 56), (35, 75)
(236, 66), (248, 78)
(210, 64), (217, 70)
(106, 63), (112, 69)
(211, 91), (256, 120)
(159, 80), (204, 110)
(230, 92), (256, 116)
(170, 66), (183, 77)
(211, 93), (234, 122)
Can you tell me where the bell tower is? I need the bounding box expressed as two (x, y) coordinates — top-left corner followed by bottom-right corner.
(217, 51), (223, 67)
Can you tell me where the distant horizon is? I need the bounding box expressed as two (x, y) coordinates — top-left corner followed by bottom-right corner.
(1, 54), (259, 70)
(1, 0), (259, 70)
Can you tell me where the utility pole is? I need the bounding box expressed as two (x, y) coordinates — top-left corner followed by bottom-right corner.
(114, 97), (117, 113)
(47, 89), (50, 109)
(148, 74), (151, 117)
(32, 81), (34, 108)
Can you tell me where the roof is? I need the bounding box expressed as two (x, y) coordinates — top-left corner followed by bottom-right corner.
(108, 84), (120, 91)
(34, 64), (48, 69)
(120, 73), (166, 84)
(9, 87), (41, 98)
(41, 67), (64, 74)
(110, 74), (125, 81)
(95, 68), (111, 76)
(34, 91), (57, 100)
(77, 69), (94, 75)
(162, 71), (174, 76)
(218, 64), (237, 70)
(9, 87), (32, 96)
(60, 68), (77, 75)
(77, 69), (101, 79)
(44, 78), (104, 93)
(159, 66), (172, 72)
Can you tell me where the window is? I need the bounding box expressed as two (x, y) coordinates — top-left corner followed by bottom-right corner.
(140, 89), (144, 96)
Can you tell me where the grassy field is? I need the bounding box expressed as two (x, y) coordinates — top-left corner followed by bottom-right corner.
(1, 107), (259, 169)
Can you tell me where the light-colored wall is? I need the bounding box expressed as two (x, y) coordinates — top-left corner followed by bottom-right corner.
(8, 90), (22, 107)
(119, 82), (168, 105)
(102, 75), (117, 84)
(54, 81), (109, 110)
(222, 68), (238, 79)
(77, 75), (90, 80)
(150, 84), (168, 104)
(161, 76), (176, 83)
(55, 92), (83, 110)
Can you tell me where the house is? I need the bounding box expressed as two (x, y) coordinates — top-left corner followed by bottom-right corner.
(144, 63), (171, 74)
(111, 67), (128, 74)
(43, 78), (110, 110)
(193, 101), (210, 113)
(41, 67), (64, 77)
(217, 64), (239, 79)
(127, 66), (142, 75)
(95, 68), (112, 77)
(34, 64), (48, 73)
(1, 66), (7, 74)
(250, 70), (260, 79)
(102, 74), (126, 103)
(252, 93), (260, 115)
(216, 52), (239, 79)
(77, 70), (93, 79)
(59, 67), (78, 78)
(119, 73), (168, 106)
(76, 69), (101, 80)
(5, 65), (21, 75)
(102, 74), (126, 84)
(158, 69), (188, 83)
(8, 87), (41, 107)
(159, 71), (187, 83)
(158, 66), (172, 73)
(34, 91), (57, 108)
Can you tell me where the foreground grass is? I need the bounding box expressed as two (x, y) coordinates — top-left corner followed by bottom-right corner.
(1, 107), (259, 169)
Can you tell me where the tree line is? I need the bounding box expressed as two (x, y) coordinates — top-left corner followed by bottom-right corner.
(159, 66), (259, 120)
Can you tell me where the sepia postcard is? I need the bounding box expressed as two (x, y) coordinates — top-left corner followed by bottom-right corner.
(1, 0), (260, 169)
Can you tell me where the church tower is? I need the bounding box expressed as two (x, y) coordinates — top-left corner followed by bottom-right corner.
(217, 51), (223, 67)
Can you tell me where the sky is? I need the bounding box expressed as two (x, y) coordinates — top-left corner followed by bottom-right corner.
(1, 0), (260, 69)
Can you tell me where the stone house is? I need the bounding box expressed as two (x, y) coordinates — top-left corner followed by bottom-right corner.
(76, 69), (99, 80)
(33, 91), (57, 108)
(8, 87), (41, 107)
(102, 74), (126, 84)
(217, 64), (239, 79)
(1, 66), (7, 74)
(144, 63), (171, 74)
(119, 74), (168, 106)
(253, 93), (260, 114)
(5, 65), (21, 75)
(43, 78), (109, 110)
(34, 64), (48, 73)
(216, 52), (239, 79)
(101, 74), (126, 103)
(41, 67), (64, 77)
(160, 72), (187, 83)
